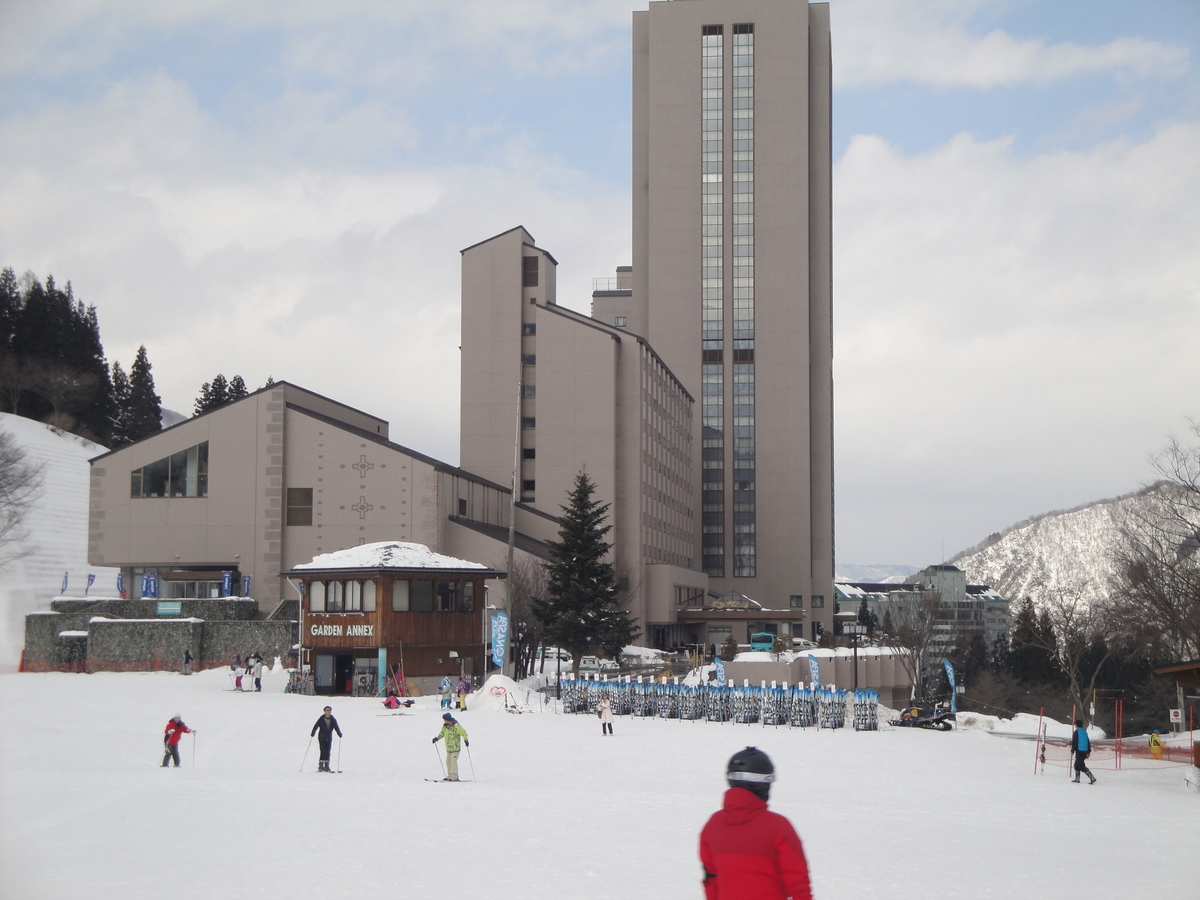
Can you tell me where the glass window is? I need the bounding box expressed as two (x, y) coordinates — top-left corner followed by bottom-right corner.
(522, 256), (539, 287)
(391, 580), (409, 612)
(615, 316), (627, 327)
(522, 417), (536, 429)
(131, 442), (208, 498)
(286, 488), (313, 526)
(436, 580), (456, 612)
(522, 323), (536, 335)
(327, 580), (344, 612)
(523, 385), (536, 398)
(789, 594), (804, 608)
(412, 580), (434, 612)
(811, 595), (825, 609)
(523, 355), (536, 366)
(460, 581), (475, 613)
(522, 448), (536, 460)
(309, 581), (326, 612)
(363, 581), (376, 612)
(345, 580), (362, 611)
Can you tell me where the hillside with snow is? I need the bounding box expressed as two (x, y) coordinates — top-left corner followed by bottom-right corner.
(949, 486), (1160, 605)
(0, 413), (118, 669)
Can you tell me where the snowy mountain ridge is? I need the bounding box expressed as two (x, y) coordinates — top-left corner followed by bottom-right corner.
(948, 485), (1161, 606)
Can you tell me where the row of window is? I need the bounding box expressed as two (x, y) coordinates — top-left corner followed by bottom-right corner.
(308, 578), (476, 613)
(130, 442), (209, 498)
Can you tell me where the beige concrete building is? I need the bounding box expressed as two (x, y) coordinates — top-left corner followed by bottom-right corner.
(462, 0), (835, 646)
(88, 383), (548, 635)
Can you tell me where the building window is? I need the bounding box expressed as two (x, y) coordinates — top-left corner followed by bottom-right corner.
(522, 417), (536, 429)
(131, 442), (208, 498)
(286, 488), (313, 526)
(522, 448), (536, 460)
(461, 581), (475, 613)
(412, 580), (434, 612)
(522, 479), (535, 492)
(523, 256), (539, 287)
(391, 580), (409, 612)
(522, 323), (536, 335)
(457, 498), (467, 516)
(309, 581), (326, 612)
(523, 385), (536, 398)
(523, 355), (536, 366)
(615, 316), (627, 327)
(436, 580), (456, 612)
(789, 594), (804, 608)
(811, 595), (825, 609)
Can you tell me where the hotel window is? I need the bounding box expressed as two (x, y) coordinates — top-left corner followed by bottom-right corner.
(615, 316), (627, 327)
(522, 417), (536, 429)
(286, 488), (313, 526)
(523, 385), (536, 398)
(523, 323), (536, 335)
(457, 498), (467, 516)
(789, 594), (804, 608)
(522, 448), (536, 460)
(523, 256), (539, 287)
(523, 355), (536, 366)
(522, 479), (535, 492)
(131, 442), (209, 498)
(811, 595), (825, 609)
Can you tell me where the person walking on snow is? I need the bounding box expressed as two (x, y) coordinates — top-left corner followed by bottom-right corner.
(1148, 730), (1164, 761)
(439, 674), (454, 709)
(456, 677), (471, 710)
(432, 712), (469, 781)
(1071, 719), (1097, 784)
(310, 706), (342, 772)
(253, 657), (264, 692)
(700, 746), (813, 900)
(162, 715), (194, 767)
(598, 694), (614, 736)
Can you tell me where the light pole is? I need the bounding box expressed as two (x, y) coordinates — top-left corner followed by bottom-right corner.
(845, 623), (866, 691)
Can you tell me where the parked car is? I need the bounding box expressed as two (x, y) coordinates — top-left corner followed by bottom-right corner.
(535, 647), (572, 663)
(578, 655), (619, 672)
(791, 637), (818, 650)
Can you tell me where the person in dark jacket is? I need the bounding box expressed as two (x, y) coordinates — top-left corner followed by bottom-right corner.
(310, 706), (343, 772)
(1071, 719), (1096, 783)
(699, 747), (812, 900)
(162, 715), (194, 767)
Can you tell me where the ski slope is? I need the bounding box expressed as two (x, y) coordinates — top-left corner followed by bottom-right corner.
(1, 668), (1196, 899)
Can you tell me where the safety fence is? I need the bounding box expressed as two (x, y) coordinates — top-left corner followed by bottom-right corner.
(559, 676), (879, 731)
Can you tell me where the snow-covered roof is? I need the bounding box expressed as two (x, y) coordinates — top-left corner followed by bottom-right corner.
(293, 541), (496, 573)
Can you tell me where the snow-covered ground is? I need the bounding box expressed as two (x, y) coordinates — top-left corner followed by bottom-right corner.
(1, 669), (1197, 899)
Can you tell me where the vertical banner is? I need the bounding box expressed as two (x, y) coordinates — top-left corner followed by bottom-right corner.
(141, 572), (151, 597)
(241, 575), (252, 597)
(86, 574), (95, 595)
(491, 611), (509, 668)
(714, 657), (727, 685)
(221, 571), (232, 596)
(116, 572), (125, 598)
(807, 655), (820, 687)
(61, 571), (69, 594)
(943, 659), (957, 713)
(148, 573), (159, 599)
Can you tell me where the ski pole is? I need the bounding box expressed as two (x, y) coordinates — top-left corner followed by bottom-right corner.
(433, 741), (446, 778)
(337, 735), (342, 773)
(301, 735), (313, 772)
(192, 732), (196, 768)
(466, 744), (476, 782)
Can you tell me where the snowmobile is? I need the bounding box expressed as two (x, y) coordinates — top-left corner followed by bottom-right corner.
(889, 702), (955, 731)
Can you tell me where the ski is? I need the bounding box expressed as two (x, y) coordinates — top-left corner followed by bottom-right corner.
(424, 778), (470, 783)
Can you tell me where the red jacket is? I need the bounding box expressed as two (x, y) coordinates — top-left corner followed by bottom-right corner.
(163, 719), (191, 746)
(700, 788), (813, 900)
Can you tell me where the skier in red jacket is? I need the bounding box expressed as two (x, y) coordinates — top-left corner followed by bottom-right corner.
(161, 715), (194, 767)
(699, 747), (813, 900)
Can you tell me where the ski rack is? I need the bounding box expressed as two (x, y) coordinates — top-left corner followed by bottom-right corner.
(559, 675), (878, 731)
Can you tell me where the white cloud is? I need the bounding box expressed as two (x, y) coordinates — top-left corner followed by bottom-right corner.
(833, 121), (1200, 560)
(832, 0), (1189, 88)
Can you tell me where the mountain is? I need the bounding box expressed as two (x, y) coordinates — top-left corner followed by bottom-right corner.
(948, 486), (1160, 606)
(834, 563), (919, 584)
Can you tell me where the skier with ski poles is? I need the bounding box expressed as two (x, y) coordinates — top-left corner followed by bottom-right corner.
(310, 706), (343, 773)
(432, 712), (469, 781)
(1071, 719), (1097, 784)
(161, 715), (195, 768)
(699, 747), (813, 900)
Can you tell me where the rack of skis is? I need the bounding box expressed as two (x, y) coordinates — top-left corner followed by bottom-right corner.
(560, 676), (879, 731)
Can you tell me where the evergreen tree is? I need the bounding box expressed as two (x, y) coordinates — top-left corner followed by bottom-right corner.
(532, 471), (640, 666)
(0, 267), (18, 353)
(109, 361), (132, 447)
(194, 374), (230, 415)
(125, 346), (162, 442)
(1007, 597), (1061, 685)
(228, 375), (248, 400)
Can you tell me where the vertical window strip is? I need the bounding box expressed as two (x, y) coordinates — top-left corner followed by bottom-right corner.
(733, 28), (755, 577)
(702, 27), (725, 578)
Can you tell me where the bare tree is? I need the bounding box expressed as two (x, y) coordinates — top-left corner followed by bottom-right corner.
(0, 425), (44, 570)
(506, 553), (549, 679)
(882, 590), (943, 702)
(1108, 420), (1200, 659)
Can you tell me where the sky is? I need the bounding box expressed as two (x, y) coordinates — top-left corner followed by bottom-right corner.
(1, 0), (1197, 567)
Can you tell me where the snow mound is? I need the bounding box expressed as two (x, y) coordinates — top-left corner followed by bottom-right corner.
(294, 541), (492, 571)
(472, 674), (537, 713)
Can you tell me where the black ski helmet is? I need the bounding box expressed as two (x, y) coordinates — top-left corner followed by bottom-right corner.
(726, 746), (775, 799)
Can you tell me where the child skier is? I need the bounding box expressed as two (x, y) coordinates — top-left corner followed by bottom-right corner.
(310, 706), (343, 772)
(161, 715), (194, 767)
(432, 712), (469, 781)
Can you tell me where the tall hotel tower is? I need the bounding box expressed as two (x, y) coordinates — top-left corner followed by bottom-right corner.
(461, 0), (834, 645)
(631, 0), (834, 636)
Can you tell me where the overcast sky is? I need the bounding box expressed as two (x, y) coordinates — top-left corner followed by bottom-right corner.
(2, 0), (1197, 567)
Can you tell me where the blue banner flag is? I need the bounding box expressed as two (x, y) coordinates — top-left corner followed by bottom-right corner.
(241, 575), (251, 597)
(943, 659), (957, 713)
(86, 574), (95, 595)
(221, 571), (232, 596)
(807, 655), (820, 686)
(148, 573), (158, 599)
(116, 571), (125, 596)
(141, 573), (151, 596)
(61, 571), (69, 594)
(491, 612), (509, 668)
(714, 657), (727, 685)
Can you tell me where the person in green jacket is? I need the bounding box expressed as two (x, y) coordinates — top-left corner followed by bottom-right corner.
(432, 712), (469, 781)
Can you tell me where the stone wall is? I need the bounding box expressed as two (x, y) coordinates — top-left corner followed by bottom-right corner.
(51, 597), (259, 620)
(200, 621), (297, 668)
(87, 618), (205, 673)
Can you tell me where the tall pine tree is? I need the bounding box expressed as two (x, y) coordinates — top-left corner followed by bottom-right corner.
(532, 471), (639, 666)
(109, 361), (133, 447)
(125, 346), (162, 442)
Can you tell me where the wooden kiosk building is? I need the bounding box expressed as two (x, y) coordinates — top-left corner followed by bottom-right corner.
(291, 542), (505, 696)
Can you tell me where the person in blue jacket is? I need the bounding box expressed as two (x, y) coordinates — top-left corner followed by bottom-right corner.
(1071, 719), (1096, 784)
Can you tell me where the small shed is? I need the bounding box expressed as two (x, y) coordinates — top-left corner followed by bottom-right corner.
(290, 541), (505, 696)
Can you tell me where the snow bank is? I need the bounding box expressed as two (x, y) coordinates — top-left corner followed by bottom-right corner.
(294, 541), (490, 571)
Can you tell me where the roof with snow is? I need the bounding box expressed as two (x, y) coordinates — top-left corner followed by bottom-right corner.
(291, 541), (504, 575)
